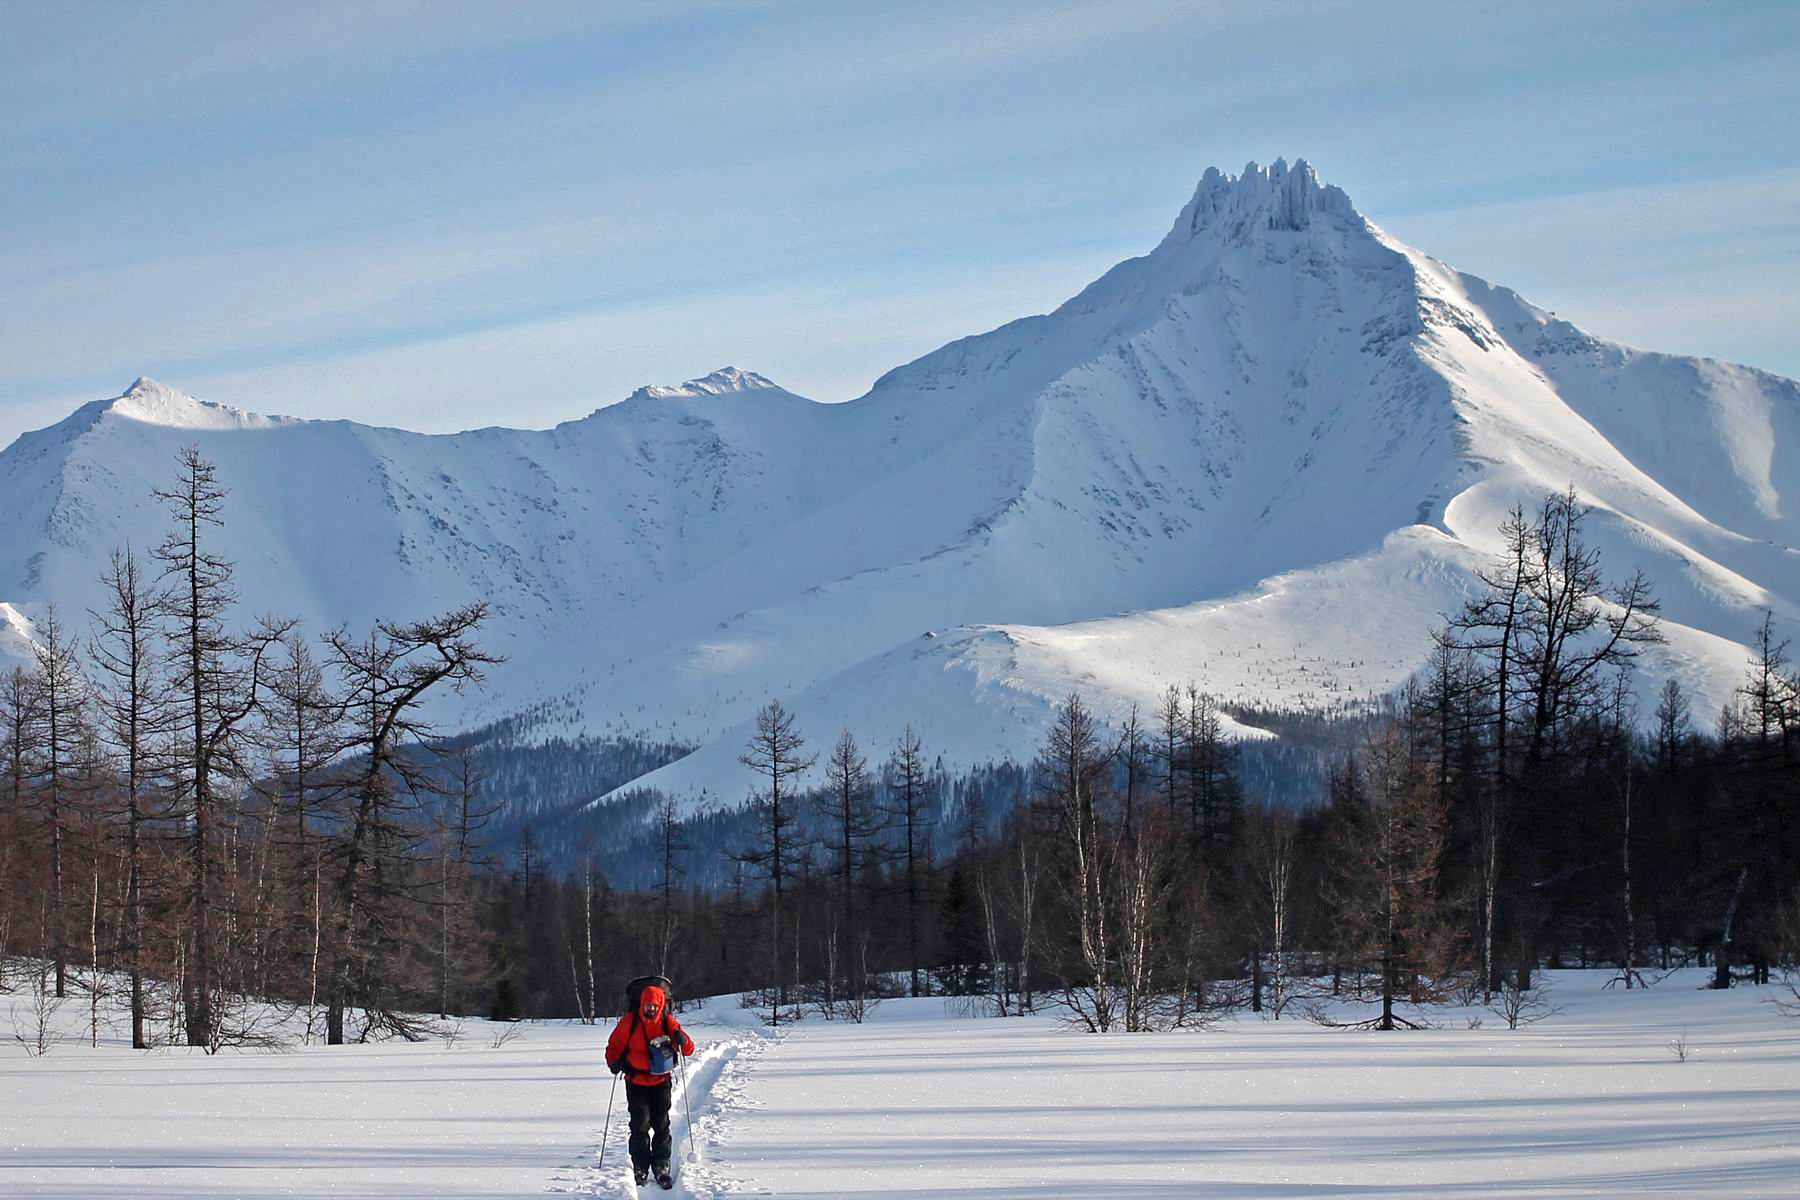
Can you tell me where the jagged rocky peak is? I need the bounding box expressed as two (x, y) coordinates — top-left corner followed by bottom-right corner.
(682, 367), (779, 394)
(631, 367), (783, 402)
(1172, 158), (1357, 242)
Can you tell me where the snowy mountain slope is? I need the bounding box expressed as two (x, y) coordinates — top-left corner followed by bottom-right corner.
(3, 160), (1795, 812)
(579, 161), (1794, 802)
(0, 603), (35, 667)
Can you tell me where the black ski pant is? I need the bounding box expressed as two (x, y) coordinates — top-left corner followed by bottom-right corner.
(625, 1079), (673, 1171)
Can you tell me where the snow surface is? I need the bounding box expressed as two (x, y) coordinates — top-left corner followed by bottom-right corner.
(4, 970), (1797, 1197)
(676, 975), (1800, 1199)
(0, 604), (33, 668)
(2, 161), (1796, 811)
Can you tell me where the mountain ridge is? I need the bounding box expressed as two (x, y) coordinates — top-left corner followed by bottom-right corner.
(3, 160), (1795, 812)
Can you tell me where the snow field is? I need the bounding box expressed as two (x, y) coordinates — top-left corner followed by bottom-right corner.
(685, 973), (1800, 1198)
(4, 971), (1798, 1197)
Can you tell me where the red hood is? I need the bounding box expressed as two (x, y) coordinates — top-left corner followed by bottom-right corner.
(639, 984), (668, 1020)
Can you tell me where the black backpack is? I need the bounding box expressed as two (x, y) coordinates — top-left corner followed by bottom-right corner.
(624, 974), (673, 1013)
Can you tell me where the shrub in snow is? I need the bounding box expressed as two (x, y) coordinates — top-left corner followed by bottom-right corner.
(10, 965), (65, 1057)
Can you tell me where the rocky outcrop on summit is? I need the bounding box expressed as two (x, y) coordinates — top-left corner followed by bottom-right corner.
(1175, 158), (1357, 238)
(628, 367), (785, 402)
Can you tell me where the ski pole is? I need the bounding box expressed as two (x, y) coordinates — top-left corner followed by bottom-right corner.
(599, 1069), (620, 1170)
(678, 1051), (699, 1163)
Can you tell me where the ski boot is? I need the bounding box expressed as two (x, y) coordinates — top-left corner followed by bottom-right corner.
(633, 1164), (649, 1187)
(655, 1164), (674, 1190)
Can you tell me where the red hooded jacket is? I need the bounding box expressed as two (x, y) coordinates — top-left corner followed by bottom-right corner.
(605, 984), (695, 1086)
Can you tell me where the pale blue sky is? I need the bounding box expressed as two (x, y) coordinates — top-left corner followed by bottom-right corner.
(3, 1), (1797, 449)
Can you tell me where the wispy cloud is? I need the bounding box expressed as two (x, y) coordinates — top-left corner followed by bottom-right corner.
(157, 243), (1127, 432)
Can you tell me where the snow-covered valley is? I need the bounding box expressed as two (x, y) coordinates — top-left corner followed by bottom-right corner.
(4, 970), (1796, 1198)
(2, 160), (1796, 811)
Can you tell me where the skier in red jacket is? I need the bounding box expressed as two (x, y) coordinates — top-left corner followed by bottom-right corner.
(606, 977), (696, 1189)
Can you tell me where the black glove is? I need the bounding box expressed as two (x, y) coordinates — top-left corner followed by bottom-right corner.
(608, 1059), (626, 1075)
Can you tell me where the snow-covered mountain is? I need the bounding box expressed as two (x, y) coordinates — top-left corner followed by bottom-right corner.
(4, 160), (1796, 811)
